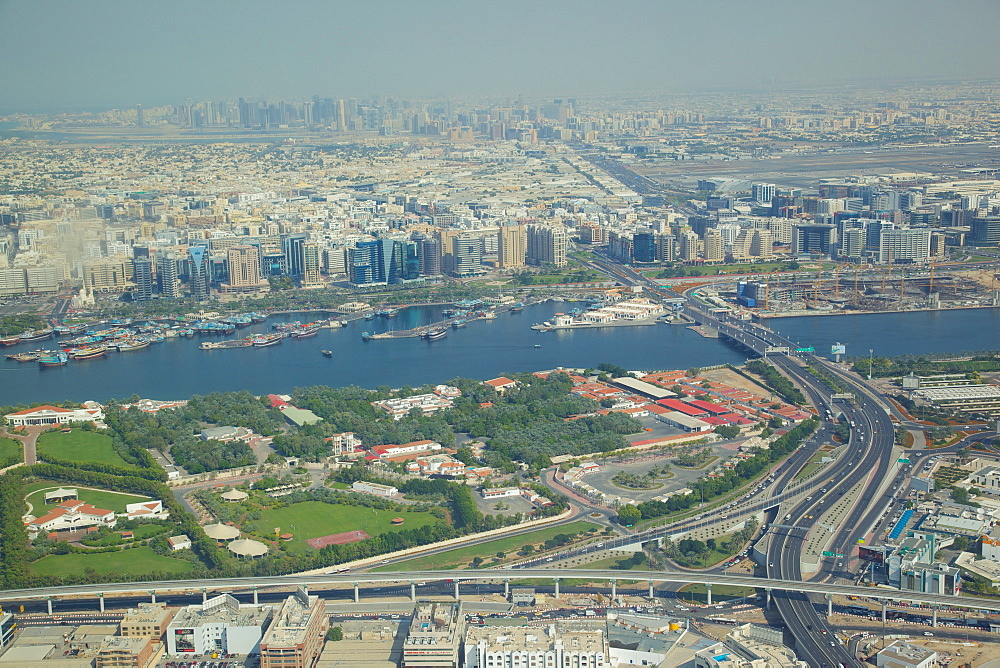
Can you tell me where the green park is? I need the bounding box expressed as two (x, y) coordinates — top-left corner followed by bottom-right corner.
(36, 430), (129, 467)
(28, 546), (197, 578)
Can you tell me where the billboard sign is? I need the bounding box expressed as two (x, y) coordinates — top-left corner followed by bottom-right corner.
(858, 546), (886, 564)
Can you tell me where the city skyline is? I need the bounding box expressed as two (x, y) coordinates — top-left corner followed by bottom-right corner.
(3, 0), (1000, 113)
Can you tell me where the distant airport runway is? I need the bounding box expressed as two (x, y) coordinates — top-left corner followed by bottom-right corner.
(641, 142), (1000, 188)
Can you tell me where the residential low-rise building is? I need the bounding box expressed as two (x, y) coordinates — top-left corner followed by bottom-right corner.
(481, 487), (520, 500)
(464, 623), (609, 668)
(167, 535), (191, 551)
(26, 499), (116, 536)
(351, 481), (398, 498)
(4, 404), (104, 426)
(374, 394), (456, 419)
(119, 602), (176, 639)
(875, 640), (937, 668)
(95, 635), (157, 668)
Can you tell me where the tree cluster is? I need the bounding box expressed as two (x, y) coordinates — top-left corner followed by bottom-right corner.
(745, 360), (806, 405)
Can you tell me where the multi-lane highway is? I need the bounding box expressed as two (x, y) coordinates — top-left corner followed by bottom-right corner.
(592, 260), (909, 666)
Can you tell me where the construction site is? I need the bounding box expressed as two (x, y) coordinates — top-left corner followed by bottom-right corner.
(713, 265), (1000, 317)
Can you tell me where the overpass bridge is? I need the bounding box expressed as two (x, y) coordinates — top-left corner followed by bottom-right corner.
(4, 569), (999, 621)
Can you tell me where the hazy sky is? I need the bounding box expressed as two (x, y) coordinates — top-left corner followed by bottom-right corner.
(2, 0), (999, 112)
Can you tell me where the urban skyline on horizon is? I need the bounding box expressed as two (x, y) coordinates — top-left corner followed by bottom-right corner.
(3, 0), (1000, 113)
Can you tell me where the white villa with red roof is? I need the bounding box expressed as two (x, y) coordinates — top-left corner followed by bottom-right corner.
(4, 404), (104, 427)
(26, 499), (116, 536)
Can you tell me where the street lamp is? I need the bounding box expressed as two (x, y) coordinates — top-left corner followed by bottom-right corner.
(868, 349), (874, 381)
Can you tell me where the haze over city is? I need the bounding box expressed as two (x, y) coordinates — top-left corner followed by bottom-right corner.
(3, 2), (1000, 668)
(3, 0), (1000, 112)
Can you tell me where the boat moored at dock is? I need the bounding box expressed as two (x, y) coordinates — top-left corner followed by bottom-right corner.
(423, 328), (448, 341)
(38, 351), (69, 367)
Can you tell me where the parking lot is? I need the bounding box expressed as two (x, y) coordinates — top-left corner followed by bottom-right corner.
(582, 441), (738, 503)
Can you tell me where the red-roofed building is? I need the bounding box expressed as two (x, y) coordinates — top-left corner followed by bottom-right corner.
(4, 404), (104, 427)
(27, 499), (116, 535)
(484, 377), (518, 393)
(718, 413), (755, 426)
(686, 399), (730, 416)
(266, 394), (291, 409)
(656, 398), (708, 417)
(701, 416), (731, 426)
(369, 440), (441, 460)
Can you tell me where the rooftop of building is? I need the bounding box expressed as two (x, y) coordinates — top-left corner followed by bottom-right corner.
(169, 594), (271, 629)
(261, 589), (321, 649)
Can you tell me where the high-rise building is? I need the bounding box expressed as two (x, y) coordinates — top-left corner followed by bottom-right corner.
(497, 224), (527, 268)
(302, 242), (322, 286)
(632, 230), (657, 263)
(679, 229), (700, 261)
(158, 252), (181, 299)
(350, 239), (420, 286)
(526, 224), (568, 267)
(83, 259), (131, 293)
(970, 216), (1000, 246)
(452, 234), (484, 276)
(221, 245), (266, 292)
(840, 227), (866, 259)
(419, 237), (441, 276)
(879, 228), (931, 263)
(259, 589), (327, 668)
(751, 183), (776, 205)
(132, 257), (154, 301)
(791, 224), (836, 256)
(749, 229), (773, 258)
(657, 234), (677, 262)
(703, 229), (725, 261)
(282, 233), (308, 279)
(188, 245), (211, 300)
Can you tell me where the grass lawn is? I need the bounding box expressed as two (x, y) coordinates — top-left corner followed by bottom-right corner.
(36, 430), (129, 467)
(374, 520), (602, 572)
(257, 501), (442, 553)
(29, 546), (196, 578)
(0, 437), (22, 465)
(572, 554), (649, 571)
(793, 450), (830, 482)
(25, 485), (152, 514)
(678, 583), (757, 605)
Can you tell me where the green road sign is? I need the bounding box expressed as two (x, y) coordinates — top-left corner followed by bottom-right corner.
(821, 551), (844, 558)
(898, 458), (910, 463)
(796, 347), (815, 352)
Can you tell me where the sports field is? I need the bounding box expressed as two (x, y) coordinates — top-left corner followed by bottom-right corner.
(257, 501), (441, 553)
(36, 430), (128, 466)
(29, 546), (196, 577)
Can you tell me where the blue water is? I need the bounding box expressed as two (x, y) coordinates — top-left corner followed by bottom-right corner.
(0, 302), (747, 404)
(769, 307), (1000, 360)
(2, 303), (997, 404)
